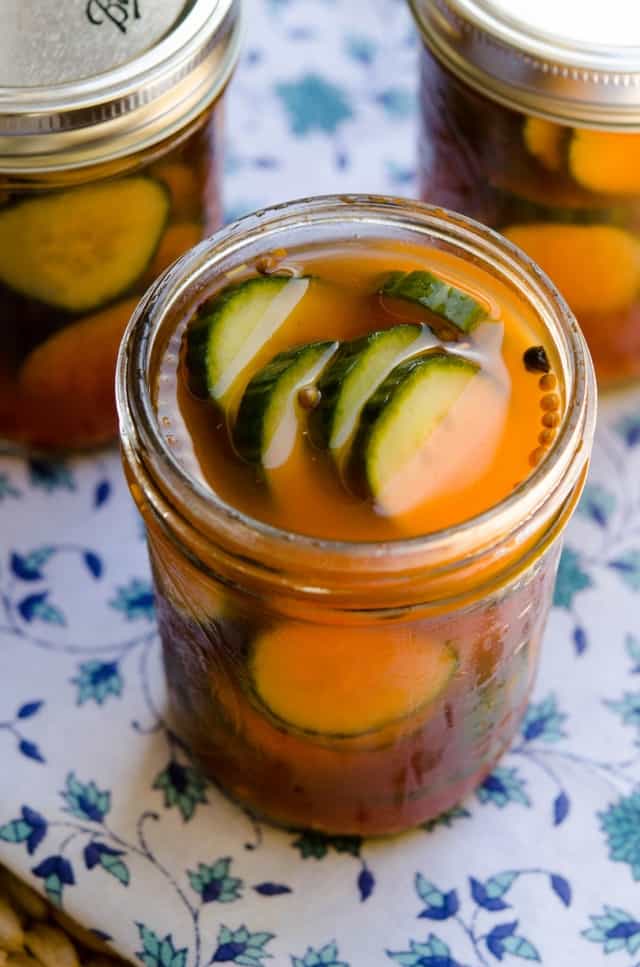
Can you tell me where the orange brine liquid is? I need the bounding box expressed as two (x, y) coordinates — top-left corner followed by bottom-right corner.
(156, 239), (560, 540)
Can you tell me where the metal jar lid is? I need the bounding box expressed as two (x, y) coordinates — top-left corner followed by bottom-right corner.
(410, 0), (640, 128)
(0, 0), (241, 173)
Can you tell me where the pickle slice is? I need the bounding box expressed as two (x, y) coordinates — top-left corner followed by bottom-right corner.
(569, 130), (640, 196)
(504, 223), (640, 315)
(249, 622), (457, 738)
(186, 276), (310, 406)
(233, 340), (339, 468)
(380, 270), (486, 333)
(310, 324), (424, 453)
(347, 352), (479, 512)
(0, 177), (169, 313)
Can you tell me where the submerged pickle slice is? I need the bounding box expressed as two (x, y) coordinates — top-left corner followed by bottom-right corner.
(504, 223), (640, 315)
(249, 622), (457, 738)
(569, 130), (640, 196)
(0, 177), (169, 313)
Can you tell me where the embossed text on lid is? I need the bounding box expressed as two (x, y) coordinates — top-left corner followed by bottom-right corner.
(410, 0), (640, 127)
(0, 0), (241, 171)
(0, 0), (187, 87)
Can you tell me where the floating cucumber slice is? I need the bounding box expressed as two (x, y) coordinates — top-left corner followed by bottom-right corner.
(234, 340), (339, 468)
(348, 352), (479, 511)
(0, 177), (169, 313)
(249, 621), (458, 738)
(186, 276), (310, 405)
(310, 324), (426, 454)
(380, 270), (486, 333)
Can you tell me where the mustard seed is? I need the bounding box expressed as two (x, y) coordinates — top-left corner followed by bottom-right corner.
(539, 373), (557, 391)
(540, 393), (560, 412)
(542, 411), (561, 428)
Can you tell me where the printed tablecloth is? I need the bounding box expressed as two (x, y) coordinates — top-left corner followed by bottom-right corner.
(2, 2), (640, 965)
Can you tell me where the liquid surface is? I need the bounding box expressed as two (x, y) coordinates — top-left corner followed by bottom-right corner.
(156, 240), (560, 540)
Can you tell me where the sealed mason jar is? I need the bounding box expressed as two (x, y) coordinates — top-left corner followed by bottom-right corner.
(410, 0), (640, 387)
(0, 0), (241, 452)
(117, 196), (595, 835)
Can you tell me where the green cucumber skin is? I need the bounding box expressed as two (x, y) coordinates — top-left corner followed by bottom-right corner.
(0, 177), (170, 316)
(347, 352), (478, 500)
(234, 340), (339, 466)
(185, 276), (295, 400)
(380, 270), (485, 333)
(309, 324), (422, 450)
(247, 641), (459, 743)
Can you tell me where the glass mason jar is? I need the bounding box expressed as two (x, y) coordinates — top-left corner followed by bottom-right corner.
(0, 0), (241, 453)
(117, 196), (596, 836)
(409, 0), (640, 388)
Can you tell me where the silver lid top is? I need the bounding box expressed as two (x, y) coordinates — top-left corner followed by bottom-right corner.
(410, 0), (640, 128)
(0, 0), (241, 172)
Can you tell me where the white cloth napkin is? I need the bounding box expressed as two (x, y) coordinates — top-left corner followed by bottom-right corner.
(2, 2), (640, 965)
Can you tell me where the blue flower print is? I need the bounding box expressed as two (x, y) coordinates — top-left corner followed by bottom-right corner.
(520, 695), (566, 743)
(485, 921), (540, 961)
(553, 548), (593, 609)
(615, 413), (640, 448)
(211, 925), (274, 965)
(275, 74), (353, 136)
(84, 841), (130, 886)
(292, 942), (348, 967)
(1, 700), (46, 763)
(606, 693), (640, 741)
(291, 830), (361, 859)
(422, 806), (470, 833)
(188, 858), (242, 904)
(136, 924), (187, 967)
(28, 460), (75, 493)
(61, 772), (111, 823)
(577, 483), (616, 528)
(583, 906), (640, 956)
(470, 872), (518, 912)
(32, 854), (75, 906)
(387, 932), (463, 967)
(94, 479), (111, 508)
(415, 874), (459, 920)
(600, 792), (640, 880)
(109, 579), (155, 621)
(476, 768), (530, 808)
(72, 660), (123, 705)
(608, 550), (640, 591)
(626, 633), (640, 673)
(10, 547), (54, 581)
(153, 761), (207, 821)
(345, 34), (376, 65)
(374, 88), (416, 120)
(17, 591), (65, 626)
(0, 806), (47, 854)
(0, 472), (20, 500)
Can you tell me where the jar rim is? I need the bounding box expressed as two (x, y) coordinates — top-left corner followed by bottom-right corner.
(117, 194), (596, 586)
(410, 0), (640, 128)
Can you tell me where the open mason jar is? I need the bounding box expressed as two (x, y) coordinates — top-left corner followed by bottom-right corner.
(0, 0), (241, 453)
(117, 195), (596, 835)
(410, 0), (640, 387)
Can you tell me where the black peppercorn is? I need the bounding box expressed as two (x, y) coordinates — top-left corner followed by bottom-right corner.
(523, 345), (550, 374)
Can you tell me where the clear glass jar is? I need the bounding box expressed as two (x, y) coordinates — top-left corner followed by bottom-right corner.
(0, 0), (241, 452)
(117, 196), (596, 836)
(410, 0), (640, 388)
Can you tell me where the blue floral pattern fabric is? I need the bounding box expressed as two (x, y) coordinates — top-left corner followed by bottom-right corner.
(1, 0), (640, 964)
